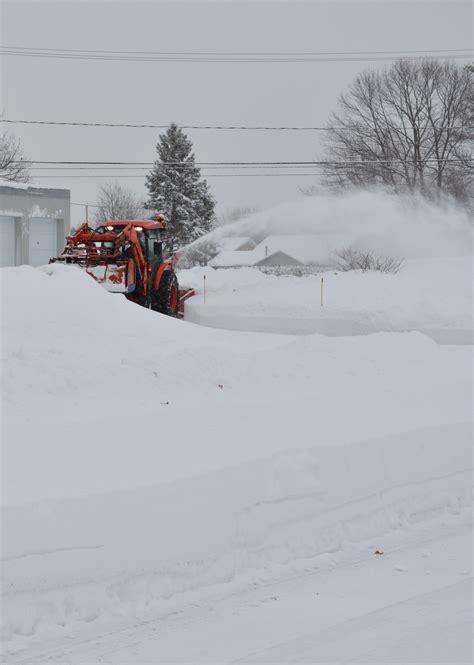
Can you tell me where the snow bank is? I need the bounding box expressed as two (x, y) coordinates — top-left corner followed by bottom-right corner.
(189, 189), (472, 264)
(2, 264), (471, 505)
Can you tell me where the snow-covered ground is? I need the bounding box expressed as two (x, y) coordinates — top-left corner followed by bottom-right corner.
(1, 253), (472, 662)
(8, 522), (469, 663)
(181, 257), (473, 343)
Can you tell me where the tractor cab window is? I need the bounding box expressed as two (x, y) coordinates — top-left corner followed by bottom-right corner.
(146, 230), (163, 259)
(138, 230), (146, 253)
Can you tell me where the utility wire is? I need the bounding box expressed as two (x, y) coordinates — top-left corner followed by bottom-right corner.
(32, 173), (333, 179)
(2, 118), (471, 131)
(1, 45), (472, 63)
(22, 158), (473, 166)
(4, 46), (472, 56)
(30, 166), (333, 171)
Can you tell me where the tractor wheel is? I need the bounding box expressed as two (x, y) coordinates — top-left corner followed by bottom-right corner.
(155, 270), (179, 317)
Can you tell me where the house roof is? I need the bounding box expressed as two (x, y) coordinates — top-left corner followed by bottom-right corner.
(253, 235), (334, 265)
(209, 234), (343, 268)
(254, 250), (303, 267)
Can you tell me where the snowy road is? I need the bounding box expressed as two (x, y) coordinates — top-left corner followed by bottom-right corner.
(8, 522), (471, 663)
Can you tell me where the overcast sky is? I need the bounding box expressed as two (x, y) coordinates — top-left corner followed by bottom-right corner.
(1, 0), (472, 224)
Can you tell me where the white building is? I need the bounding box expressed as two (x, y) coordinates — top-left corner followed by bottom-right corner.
(0, 181), (71, 267)
(209, 235), (339, 270)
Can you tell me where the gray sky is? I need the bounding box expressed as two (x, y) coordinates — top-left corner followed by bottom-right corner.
(1, 0), (472, 224)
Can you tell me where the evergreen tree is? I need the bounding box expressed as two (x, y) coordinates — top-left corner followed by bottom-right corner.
(145, 124), (216, 252)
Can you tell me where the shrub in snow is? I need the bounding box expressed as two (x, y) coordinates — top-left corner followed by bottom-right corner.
(334, 248), (403, 273)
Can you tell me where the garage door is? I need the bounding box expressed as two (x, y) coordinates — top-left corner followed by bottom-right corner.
(29, 218), (57, 267)
(0, 216), (15, 267)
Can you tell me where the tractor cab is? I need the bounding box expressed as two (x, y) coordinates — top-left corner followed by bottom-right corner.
(96, 219), (167, 263)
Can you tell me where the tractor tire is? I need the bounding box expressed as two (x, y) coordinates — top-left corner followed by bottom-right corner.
(155, 270), (179, 317)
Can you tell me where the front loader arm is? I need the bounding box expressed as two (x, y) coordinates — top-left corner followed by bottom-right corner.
(122, 225), (148, 296)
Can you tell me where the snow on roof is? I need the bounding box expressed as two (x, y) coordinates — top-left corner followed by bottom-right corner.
(210, 235), (350, 268)
(0, 179), (70, 193)
(254, 250), (303, 267)
(254, 235), (344, 265)
(218, 236), (255, 251)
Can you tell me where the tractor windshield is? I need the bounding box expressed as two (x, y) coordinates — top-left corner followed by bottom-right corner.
(96, 225), (147, 253)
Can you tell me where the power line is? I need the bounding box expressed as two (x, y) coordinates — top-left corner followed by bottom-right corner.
(0, 119), (347, 131)
(26, 160), (325, 165)
(1, 45), (472, 63)
(30, 164), (330, 173)
(22, 158), (473, 166)
(32, 173), (329, 179)
(4, 45), (472, 56)
(2, 118), (471, 131)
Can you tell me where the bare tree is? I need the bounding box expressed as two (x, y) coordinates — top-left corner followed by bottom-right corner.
(322, 59), (472, 202)
(0, 131), (30, 182)
(334, 248), (403, 273)
(94, 181), (147, 226)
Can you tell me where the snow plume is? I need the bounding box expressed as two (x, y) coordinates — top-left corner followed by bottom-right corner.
(191, 189), (472, 262)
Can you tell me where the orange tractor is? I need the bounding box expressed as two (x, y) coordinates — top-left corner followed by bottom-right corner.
(51, 218), (193, 317)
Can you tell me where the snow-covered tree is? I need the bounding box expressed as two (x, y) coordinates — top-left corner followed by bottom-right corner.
(145, 124), (216, 252)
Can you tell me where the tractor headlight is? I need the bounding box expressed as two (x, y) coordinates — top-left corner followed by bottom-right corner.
(135, 226), (143, 232)
(105, 225), (114, 231)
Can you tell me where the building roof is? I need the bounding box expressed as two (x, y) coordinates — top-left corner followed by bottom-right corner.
(210, 234), (340, 268)
(0, 179), (70, 195)
(254, 250), (303, 267)
(254, 235), (335, 265)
